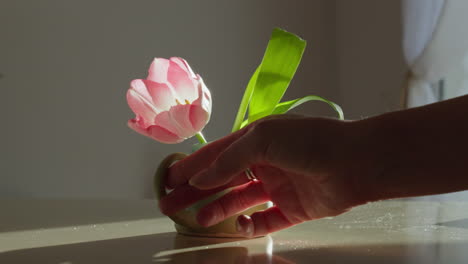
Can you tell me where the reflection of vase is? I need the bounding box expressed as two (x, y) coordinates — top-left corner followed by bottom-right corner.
(152, 234), (278, 263)
(154, 153), (270, 238)
(166, 246), (249, 264)
(169, 234), (248, 263)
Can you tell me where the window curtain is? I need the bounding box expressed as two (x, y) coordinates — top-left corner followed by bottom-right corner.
(402, 0), (468, 108)
(402, 0), (468, 202)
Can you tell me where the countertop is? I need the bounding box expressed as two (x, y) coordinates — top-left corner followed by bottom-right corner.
(1, 199), (468, 263)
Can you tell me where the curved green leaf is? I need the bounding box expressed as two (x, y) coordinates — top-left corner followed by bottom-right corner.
(248, 28), (306, 122)
(272, 95), (344, 119)
(240, 95), (344, 129)
(231, 66), (260, 132)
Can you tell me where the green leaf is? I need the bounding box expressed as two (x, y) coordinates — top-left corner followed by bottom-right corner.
(272, 95), (344, 119)
(248, 28), (306, 122)
(231, 66), (260, 132)
(240, 95), (344, 129)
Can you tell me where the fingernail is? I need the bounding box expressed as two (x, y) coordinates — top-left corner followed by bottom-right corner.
(188, 177), (201, 188)
(188, 178), (195, 186)
(236, 215), (253, 237)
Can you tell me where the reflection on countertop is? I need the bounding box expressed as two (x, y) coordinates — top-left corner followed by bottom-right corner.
(1, 200), (468, 263)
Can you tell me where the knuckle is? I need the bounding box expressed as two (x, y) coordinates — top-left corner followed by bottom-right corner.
(252, 118), (273, 135)
(250, 120), (274, 158)
(217, 190), (242, 218)
(229, 188), (248, 212)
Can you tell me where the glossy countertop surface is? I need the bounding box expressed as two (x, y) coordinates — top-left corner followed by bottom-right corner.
(1, 199), (468, 263)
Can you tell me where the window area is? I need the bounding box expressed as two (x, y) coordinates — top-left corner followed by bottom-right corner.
(443, 56), (468, 100)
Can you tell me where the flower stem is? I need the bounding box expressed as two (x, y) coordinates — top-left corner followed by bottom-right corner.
(195, 132), (207, 144)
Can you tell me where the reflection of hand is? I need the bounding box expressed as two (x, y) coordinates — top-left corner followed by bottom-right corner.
(156, 247), (248, 264)
(239, 253), (296, 264)
(155, 246), (294, 264)
(160, 115), (371, 237)
(155, 235), (293, 264)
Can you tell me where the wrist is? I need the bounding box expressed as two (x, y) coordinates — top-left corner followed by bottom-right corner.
(351, 109), (427, 202)
(345, 117), (394, 204)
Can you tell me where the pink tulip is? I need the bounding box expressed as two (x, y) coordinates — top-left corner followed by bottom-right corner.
(127, 57), (212, 144)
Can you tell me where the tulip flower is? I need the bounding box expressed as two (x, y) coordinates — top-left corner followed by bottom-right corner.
(127, 57), (211, 144)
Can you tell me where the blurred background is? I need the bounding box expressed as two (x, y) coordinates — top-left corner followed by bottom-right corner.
(0, 0), (465, 199)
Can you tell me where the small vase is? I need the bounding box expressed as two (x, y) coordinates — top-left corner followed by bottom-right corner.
(154, 152), (270, 238)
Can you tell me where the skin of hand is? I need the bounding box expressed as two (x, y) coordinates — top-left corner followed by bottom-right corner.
(159, 115), (374, 237)
(159, 94), (468, 238)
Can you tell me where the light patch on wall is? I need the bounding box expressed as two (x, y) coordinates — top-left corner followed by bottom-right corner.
(443, 54), (468, 100)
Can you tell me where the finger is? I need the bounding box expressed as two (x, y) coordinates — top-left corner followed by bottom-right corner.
(159, 184), (225, 216)
(236, 207), (296, 238)
(173, 115), (302, 189)
(189, 128), (266, 189)
(159, 172), (251, 216)
(166, 126), (251, 188)
(196, 180), (270, 227)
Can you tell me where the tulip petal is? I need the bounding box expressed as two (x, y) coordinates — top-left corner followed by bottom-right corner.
(155, 107), (195, 139)
(154, 111), (186, 139)
(167, 59), (198, 102)
(193, 78), (212, 108)
(189, 104), (210, 132)
(129, 79), (153, 102)
(128, 119), (183, 144)
(170, 57), (196, 79)
(169, 104), (196, 138)
(148, 125), (184, 144)
(147, 58), (170, 83)
(130, 79), (176, 117)
(141, 79), (177, 112)
(127, 85), (158, 128)
(128, 118), (150, 136)
(189, 79), (212, 132)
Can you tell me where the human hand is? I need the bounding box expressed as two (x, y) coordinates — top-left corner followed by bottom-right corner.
(159, 115), (372, 237)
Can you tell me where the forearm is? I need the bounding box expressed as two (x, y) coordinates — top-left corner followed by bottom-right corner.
(358, 95), (468, 201)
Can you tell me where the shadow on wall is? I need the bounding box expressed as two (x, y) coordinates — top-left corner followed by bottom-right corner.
(1, 232), (468, 263)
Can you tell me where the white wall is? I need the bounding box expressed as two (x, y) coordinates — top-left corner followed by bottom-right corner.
(1, 0), (343, 198)
(335, 0), (406, 119)
(0, 0), (408, 199)
(444, 55), (468, 100)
